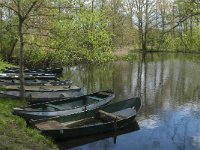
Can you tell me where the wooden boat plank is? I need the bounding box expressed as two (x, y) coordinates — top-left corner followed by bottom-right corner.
(112, 108), (136, 118)
(98, 110), (123, 121)
(3, 85), (77, 92)
(62, 117), (96, 128)
(35, 120), (65, 130)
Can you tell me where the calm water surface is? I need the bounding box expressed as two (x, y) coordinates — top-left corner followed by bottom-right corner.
(61, 53), (200, 150)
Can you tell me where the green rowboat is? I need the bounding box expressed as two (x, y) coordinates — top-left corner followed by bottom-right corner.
(30, 97), (141, 140)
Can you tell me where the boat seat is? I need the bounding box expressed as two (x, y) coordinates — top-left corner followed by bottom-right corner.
(59, 93), (69, 98)
(97, 110), (123, 121)
(63, 86), (70, 89)
(112, 108), (136, 118)
(45, 104), (63, 111)
(63, 117), (95, 128)
(87, 96), (102, 101)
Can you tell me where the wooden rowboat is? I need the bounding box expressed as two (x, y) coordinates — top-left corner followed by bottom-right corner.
(13, 90), (114, 120)
(0, 79), (72, 86)
(30, 97), (141, 140)
(0, 86), (82, 104)
(56, 120), (140, 149)
(3, 84), (74, 92)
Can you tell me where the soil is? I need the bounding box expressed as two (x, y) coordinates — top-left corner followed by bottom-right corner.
(114, 47), (134, 57)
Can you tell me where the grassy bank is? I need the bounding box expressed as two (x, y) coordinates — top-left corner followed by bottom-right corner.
(0, 61), (58, 150)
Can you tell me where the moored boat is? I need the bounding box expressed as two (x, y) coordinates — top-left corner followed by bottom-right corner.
(0, 79), (72, 86)
(13, 90), (114, 120)
(30, 97), (141, 140)
(0, 73), (57, 80)
(56, 120), (140, 149)
(3, 84), (73, 92)
(0, 79), (53, 86)
(0, 86), (82, 104)
(2, 67), (63, 74)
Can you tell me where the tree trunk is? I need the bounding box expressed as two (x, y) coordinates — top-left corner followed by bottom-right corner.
(18, 20), (25, 99)
(16, 0), (38, 100)
(17, 0), (25, 100)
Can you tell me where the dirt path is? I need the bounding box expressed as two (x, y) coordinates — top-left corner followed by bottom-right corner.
(114, 47), (134, 57)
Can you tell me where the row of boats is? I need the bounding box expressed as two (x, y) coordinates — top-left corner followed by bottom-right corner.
(0, 67), (81, 104)
(1, 67), (142, 140)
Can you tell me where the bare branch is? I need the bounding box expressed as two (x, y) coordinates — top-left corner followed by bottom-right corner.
(0, 3), (18, 14)
(22, 0), (38, 22)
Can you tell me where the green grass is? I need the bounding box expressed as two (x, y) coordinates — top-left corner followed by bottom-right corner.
(0, 98), (58, 150)
(0, 61), (58, 150)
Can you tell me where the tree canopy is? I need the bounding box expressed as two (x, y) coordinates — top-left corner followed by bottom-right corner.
(0, 0), (200, 67)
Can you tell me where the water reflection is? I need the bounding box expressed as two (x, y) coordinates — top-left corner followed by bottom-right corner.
(62, 53), (200, 150)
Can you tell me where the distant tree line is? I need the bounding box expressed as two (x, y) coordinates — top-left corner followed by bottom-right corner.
(0, 0), (200, 67)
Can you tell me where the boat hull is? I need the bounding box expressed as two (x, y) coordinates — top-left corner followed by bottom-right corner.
(0, 79), (72, 86)
(31, 97), (141, 140)
(0, 87), (82, 104)
(13, 90), (114, 120)
(43, 116), (136, 140)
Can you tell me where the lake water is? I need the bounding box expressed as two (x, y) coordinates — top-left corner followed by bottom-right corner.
(61, 53), (200, 150)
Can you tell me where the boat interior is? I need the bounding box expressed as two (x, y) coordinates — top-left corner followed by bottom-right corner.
(26, 95), (107, 111)
(35, 108), (136, 130)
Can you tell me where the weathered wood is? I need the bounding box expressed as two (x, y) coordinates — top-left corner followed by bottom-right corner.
(98, 110), (123, 121)
(4, 85), (79, 92)
(36, 120), (64, 130)
(63, 117), (96, 128)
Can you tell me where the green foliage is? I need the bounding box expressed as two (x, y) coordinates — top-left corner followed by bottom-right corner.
(0, 18), (18, 61)
(158, 26), (200, 52)
(187, 27), (200, 51)
(51, 9), (114, 65)
(1, 0), (200, 67)
(24, 47), (50, 68)
(0, 60), (14, 71)
(17, 4), (114, 67)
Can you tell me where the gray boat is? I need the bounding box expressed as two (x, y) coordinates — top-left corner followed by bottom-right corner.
(0, 73), (57, 80)
(0, 86), (82, 104)
(13, 90), (114, 120)
(30, 97), (141, 140)
(0, 79), (72, 86)
(3, 84), (74, 92)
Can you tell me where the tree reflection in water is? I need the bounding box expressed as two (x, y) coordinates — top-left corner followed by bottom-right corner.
(62, 53), (200, 150)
